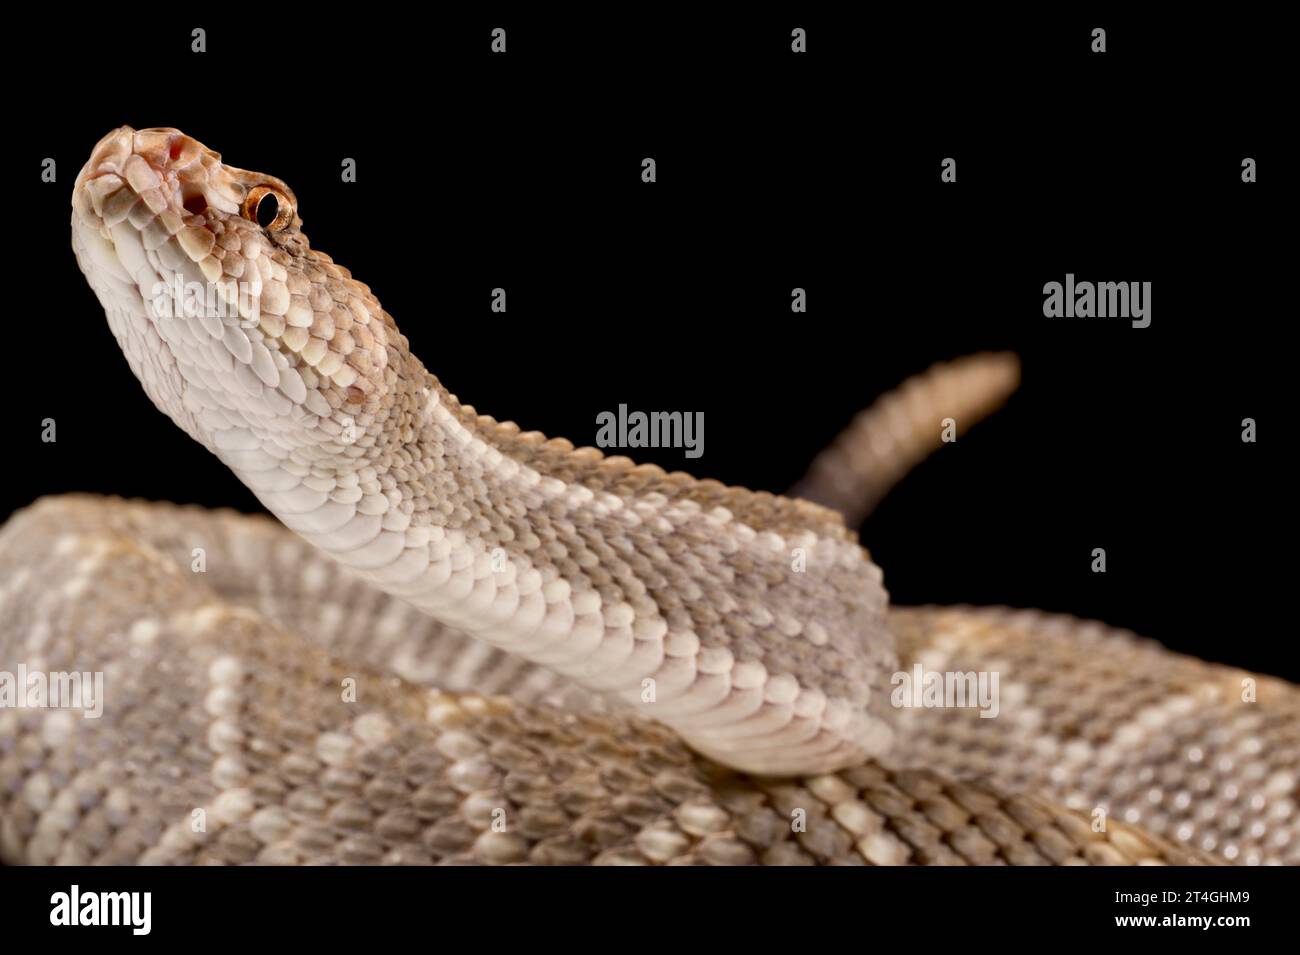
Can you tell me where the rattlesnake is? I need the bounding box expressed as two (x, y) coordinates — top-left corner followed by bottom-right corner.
(0, 126), (1293, 865)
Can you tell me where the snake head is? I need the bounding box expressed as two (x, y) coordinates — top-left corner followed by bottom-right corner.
(71, 126), (413, 476)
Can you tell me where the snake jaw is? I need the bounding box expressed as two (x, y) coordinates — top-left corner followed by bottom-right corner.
(70, 127), (220, 449)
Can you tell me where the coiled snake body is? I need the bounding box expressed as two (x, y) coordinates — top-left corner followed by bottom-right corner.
(0, 127), (1294, 865)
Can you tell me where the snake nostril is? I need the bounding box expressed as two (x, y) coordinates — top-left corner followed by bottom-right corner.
(183, 192), (208, 216)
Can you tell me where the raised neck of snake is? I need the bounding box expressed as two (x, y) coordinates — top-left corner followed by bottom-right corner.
(71, 126), (897, 774)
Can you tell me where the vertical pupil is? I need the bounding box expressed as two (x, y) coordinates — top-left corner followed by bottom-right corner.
(256, 193), (279, 227)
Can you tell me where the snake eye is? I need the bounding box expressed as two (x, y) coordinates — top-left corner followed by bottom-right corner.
(242, 185), (293, 231)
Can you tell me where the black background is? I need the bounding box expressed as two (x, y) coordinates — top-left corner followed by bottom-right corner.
(7, 10), (1291, 687)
